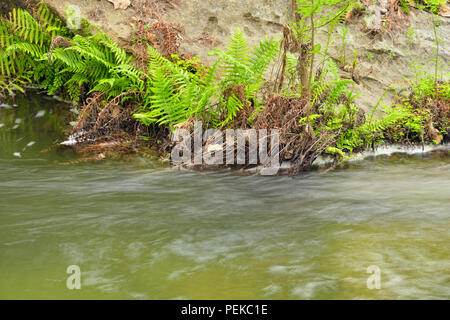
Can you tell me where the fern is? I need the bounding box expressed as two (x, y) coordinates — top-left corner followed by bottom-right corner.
(0, 3), (69, 90)
(220, 94), (244, 127)
(47, 32), (144, 102)
(210, 29), (279, 125)
(2, 12), (278, 130)
(310, 59), (354, 112)
(250, 37), (280, 78)
(210, 28), (278, 90)
(5, 42), (45, 58)
(0, 3), (146, 110)
(135, 30), (279, 128)
(339, 105), (411, 151)
(135, 46), (213, 127)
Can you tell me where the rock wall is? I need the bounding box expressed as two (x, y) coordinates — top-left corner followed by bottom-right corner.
(0, 0), (35, 13)
(9, 0), (450, 112)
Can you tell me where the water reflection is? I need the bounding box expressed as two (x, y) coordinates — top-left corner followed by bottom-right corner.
(0, 91), (73, 160)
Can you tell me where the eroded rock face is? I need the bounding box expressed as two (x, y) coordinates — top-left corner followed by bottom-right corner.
(34, 1), (450, 111)
(108, 0), (131, 10)
(44, 0), (134, 45)
(166, 0), (290, 59)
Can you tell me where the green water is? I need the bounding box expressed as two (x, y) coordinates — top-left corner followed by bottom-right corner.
(0, 92), (449, 299)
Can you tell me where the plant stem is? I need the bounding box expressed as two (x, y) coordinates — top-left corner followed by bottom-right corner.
(308, 0), (315, 96)
(432, 15), (439, 107)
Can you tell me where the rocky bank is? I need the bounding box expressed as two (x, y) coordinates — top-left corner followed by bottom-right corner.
(3, 0), (450, 113)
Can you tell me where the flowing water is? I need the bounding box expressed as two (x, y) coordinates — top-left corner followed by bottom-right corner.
(0, 92), (449, 300)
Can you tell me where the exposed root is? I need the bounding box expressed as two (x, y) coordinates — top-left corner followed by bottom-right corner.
(129, 19), (182, 70)
(64, 90), (154, 159)
(223, 84), (254, 129)
(253, 90), (365, 175)
(126, 1), (182, 70)
(132, 0), (179, 21)
(254, 95), (306, 162)
(147, 20), (182, 58)
(384, 0), (411, 34)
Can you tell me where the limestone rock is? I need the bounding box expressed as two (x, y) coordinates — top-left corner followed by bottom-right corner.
(108, 0), (131, 10)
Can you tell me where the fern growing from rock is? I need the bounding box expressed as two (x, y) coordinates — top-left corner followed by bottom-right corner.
(134, 28), (279, 128)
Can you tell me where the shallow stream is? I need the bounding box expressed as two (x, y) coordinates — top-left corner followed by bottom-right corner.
(0, 92), (448, 299)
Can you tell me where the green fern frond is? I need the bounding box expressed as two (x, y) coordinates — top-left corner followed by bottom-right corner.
(219, 94), (243, 127)
(226, 28), (249, 62)
(249, 37), (280, 79)
(147, 45), (170, 72)
(5, 42), (45, 58)
(50, 48), (84, 72)
(323, 79), (353, 108)
(112, 64), (144, 85)
(95, 33), (130, 65)
(68, 36), (113, 68)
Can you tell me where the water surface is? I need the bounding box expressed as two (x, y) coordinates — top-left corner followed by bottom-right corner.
(0, 92), (449, 299)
